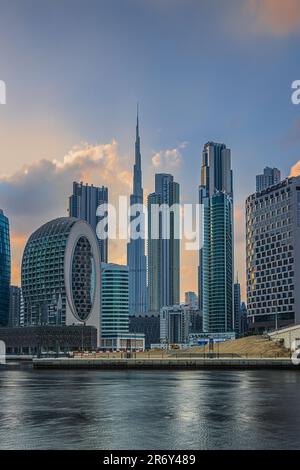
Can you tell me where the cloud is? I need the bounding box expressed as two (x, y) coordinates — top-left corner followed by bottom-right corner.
(0, 116), (76, 177)
(0, 140), (131, 284)
(290, 160), (300, 176)
(248, 0), (300, 35)
(151, 146), (183, 169)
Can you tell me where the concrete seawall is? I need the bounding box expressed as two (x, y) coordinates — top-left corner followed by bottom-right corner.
(33, 357), (300, 370)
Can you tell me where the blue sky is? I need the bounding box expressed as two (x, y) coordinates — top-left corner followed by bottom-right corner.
(0, 0), (300, 298)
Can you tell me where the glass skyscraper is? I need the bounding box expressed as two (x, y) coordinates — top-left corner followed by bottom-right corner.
(148, 174), (180, 311)
(199, 142), (234, 334)
(0, 209), (10, 327)
(69, 182), (108, 263)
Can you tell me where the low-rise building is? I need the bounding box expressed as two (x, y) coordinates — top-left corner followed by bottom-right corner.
(100, 263), (145, 351)
(0, 325), (97, 355)
(160, 304), (192, 345)
(129, 312), (160, 349)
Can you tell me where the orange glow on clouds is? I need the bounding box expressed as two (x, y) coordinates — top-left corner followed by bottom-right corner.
(249, 0), (300, 35)
(290, 160), (300, 177)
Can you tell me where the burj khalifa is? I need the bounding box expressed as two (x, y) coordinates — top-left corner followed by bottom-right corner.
(127, 108), (147, 315)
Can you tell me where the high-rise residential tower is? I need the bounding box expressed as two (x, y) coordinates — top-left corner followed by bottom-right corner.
(246, 176), (300, 332)
(127, 109), (147, 315)
(69, 182), (108, 263)
(198, 142), (234, 334)
(256, 167), (281, 192)
(0, 209), (10, 327)
(148, 174), (180, 311)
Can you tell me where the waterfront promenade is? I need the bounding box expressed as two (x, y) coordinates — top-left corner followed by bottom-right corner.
(32, 356), (298, 370)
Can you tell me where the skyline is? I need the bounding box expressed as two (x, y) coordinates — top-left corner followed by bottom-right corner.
(1, 0), (300, 300)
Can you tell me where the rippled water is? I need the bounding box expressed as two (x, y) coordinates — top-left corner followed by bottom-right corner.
(0, 368), (299, 449)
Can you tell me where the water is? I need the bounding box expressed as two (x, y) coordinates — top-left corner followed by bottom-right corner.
(0, 368), (299, 450)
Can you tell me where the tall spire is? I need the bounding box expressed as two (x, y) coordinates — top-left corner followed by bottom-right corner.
(127, 104), (147, 316)
(136, 102), (139, 141)
(133, 103), (142, 198)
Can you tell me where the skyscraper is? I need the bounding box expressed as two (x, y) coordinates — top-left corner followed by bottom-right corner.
(127, 109), (147, 315)
(148, 174), (180, 311)
(256, 167), (281, 192)
(198, 142), (234, 334)
(0, 209), (10, 327)
(147, 192), (161, 312)
(246, 176), (300, 332)
(69, 182), (108, 262)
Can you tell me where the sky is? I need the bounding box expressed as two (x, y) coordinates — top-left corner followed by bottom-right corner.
(1, 0), (300, 301)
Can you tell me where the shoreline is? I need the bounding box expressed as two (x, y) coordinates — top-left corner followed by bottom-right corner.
(31, 357), (300, 371)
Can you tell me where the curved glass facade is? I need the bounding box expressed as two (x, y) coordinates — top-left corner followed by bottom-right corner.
(0, 210), (11, 327)
(22, 217), (100, 327)
(22, 218), (76, 325)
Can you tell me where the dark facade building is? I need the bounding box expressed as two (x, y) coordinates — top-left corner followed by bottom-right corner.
(190, 311), (203, 333)
(129, 313), (160, 348)
(0, 209), (10, 327)
(69, 182), (108, 263)
(240, 302), (248, 336)
(148, 174), (180, 311)
(9, 286), (21, 327)
(0, 325), (97, 355)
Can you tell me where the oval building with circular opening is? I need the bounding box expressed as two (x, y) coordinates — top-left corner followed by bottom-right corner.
(21, 217), (101, 342)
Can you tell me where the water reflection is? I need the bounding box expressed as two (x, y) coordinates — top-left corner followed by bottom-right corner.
(0, 369), (299, 449)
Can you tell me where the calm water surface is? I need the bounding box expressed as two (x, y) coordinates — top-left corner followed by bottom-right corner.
(0, 368), (299, 450)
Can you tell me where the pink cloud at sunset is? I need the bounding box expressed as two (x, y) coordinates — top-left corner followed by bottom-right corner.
(248, 0), (300, 35)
